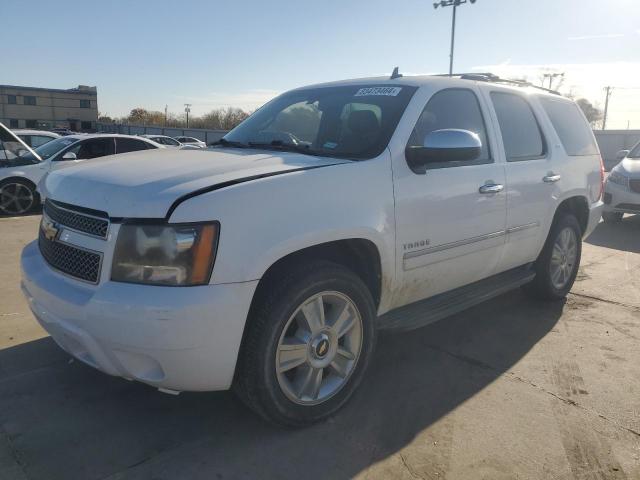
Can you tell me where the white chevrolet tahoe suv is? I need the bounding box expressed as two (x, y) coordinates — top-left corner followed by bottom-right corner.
(21, 73), (604, 426)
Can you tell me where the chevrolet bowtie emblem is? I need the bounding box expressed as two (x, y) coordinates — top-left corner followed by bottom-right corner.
(41, 214), (60, 241)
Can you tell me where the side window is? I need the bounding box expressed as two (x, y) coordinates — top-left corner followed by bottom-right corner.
(72, 138), (116, 159)
(407, 88), (491, 168)
(490, 92), (545, 161)
(539, 98), (599, 156)
(116, 138), (151, 153)
(31, 135), (54, 148)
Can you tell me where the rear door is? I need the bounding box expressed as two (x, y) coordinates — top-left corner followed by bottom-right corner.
(482, 90), (555, 272)
(392, 86), (507, 307)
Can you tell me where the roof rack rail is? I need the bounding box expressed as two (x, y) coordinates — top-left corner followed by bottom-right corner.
(433, 72), (561, 95)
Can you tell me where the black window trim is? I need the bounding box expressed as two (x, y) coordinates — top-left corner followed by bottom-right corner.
(404, 87), (494, 172)
(489, 90), (548, 163)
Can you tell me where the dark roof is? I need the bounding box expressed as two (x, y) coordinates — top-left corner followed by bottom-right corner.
(0, 85), (97, 96)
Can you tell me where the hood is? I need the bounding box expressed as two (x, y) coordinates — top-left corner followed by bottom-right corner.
(43, 148), (346, 218)
(616, 157), (640, 177)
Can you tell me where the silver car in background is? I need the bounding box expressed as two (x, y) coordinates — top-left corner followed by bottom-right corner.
(602, 142), (640, 222)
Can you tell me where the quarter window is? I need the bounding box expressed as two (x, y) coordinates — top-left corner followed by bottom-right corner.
(407, 88), (491, 168)
(539, 98), (599, 156)
(490, 92), (545, 161)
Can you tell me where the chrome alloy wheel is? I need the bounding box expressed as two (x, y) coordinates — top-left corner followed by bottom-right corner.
(550, 227), (578, 290)
(0, 183), (34, 215)
(276, 291), (363, 405)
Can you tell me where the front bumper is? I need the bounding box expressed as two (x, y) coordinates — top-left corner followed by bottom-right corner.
(21, 241), (258, 392)
(603, 181), (640, 214)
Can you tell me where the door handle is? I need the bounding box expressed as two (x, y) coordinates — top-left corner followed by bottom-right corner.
(479, 183), (504, 194)
(543, 174), (561, 183)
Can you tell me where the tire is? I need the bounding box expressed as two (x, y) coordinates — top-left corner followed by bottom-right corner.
(0, 179), (39, 216)
(523, 213), (582, 301)
(602, 211), (623, 223)
(234, 260), (377, 427)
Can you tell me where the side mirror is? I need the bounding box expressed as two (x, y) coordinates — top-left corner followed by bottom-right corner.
(61, 152), (77, 161)
(616, 149), (630, 160)
(405, 129), (482, 171)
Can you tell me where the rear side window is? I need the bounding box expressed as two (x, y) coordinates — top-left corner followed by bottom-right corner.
(70, 138), (115, 159)
(116, 138), (152, 153)
(491, 92), (545, 161)
(539, 98), (599, 156)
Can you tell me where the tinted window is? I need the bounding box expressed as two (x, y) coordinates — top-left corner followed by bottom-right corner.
(539, 98), (598, 156)
(30, 135), (55, 148)
(491, 92), (545, 161)
(116, 138), (152, 153)
(69, 138), (115, 159)
(407, 88), (490, 167)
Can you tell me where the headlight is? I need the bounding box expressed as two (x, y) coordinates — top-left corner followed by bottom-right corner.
(607, 170), (629, 188)
(111, 222), (219, 286)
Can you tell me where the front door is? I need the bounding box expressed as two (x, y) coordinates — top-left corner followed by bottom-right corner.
(391, 87), (507, 308)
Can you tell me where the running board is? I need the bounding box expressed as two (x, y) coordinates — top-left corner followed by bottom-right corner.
(377, 264), (535, 332)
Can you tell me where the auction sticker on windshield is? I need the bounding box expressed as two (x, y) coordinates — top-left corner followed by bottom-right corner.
(354, 87), (402, 97)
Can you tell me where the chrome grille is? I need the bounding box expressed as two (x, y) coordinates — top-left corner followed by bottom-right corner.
(44, 200), (109, 238)
(38, 229), (102, 283)
(630, 179), (640, 194)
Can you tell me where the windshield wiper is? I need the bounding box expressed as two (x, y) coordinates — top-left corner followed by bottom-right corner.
(210, 138), (248, 148)
(247, 140), (324, 157)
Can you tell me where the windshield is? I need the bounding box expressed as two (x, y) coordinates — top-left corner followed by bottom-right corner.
(223, 84), (417, 160)
(629, 142), (640, 158)
(33, 136), (80, 160)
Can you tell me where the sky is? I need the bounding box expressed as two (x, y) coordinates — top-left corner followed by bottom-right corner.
(3, 0), (640, 128)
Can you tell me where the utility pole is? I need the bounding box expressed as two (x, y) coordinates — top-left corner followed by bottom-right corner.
(184, 104), (191, 128)
(602, 87), (612, 130)
(433, 0), (478, 76)
(542, 72), (564, 90)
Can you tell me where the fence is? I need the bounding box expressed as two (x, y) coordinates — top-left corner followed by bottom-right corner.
(593, 130), (640, 170)
(97, 123), (640, 170)
(96, 123), (228, 145)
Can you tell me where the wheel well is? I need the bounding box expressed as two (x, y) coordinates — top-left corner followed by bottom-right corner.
(0, 176), (36, 190)
(555, 196), (589, 234)
(254, 239), (382, 309)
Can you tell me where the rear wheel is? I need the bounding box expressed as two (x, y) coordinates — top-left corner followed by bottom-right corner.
(523, 213), (582, 301)
(602, 211), (623, 223)
(234, 261), (376, 427)
(0, 180), (39, 216)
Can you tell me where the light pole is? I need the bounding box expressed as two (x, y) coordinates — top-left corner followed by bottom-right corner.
(184, 104), (191, 128)
(542, 72), (564, 90)
(602, 86), (612, 130)
(433, 0), (477, 76)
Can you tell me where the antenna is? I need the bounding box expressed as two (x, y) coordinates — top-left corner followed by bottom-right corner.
(390, 67), (402, 80)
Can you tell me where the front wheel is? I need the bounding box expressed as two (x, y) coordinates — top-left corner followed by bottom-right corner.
(0, 179), (39, 216)
(234, 261), (376, 427)
(523, 213), (582, 301)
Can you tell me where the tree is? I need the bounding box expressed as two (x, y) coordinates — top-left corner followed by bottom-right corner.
(575, 98), (603, 127)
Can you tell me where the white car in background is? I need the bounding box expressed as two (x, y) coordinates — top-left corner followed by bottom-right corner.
(602, 141), (640, 222)
(174, 136), (206, 148)
(141, 134), (201, 149)
(0, 131), (163, 215)
(13, 130), (61, 148)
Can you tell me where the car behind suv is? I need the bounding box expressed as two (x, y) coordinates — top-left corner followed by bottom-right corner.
(21, 73), (603, 426)
(602, 141), (640, 222)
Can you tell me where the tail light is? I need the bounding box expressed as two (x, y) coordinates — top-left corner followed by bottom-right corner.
(598, 155), (605, 200)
